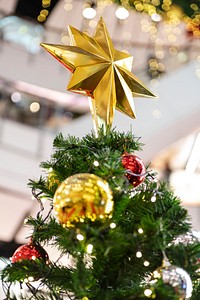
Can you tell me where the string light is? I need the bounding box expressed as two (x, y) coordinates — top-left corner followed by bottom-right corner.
(37, 10), (48, 22)
(150, 78), (159, 87)
(64, 2), (73, 11)
(144, 260), (150, 266)
(30, 102), (40, 113)
(177, 52), (188, 63)
(153, 269), (160, 278)
(115, 6), (129, 20)
(86, 244), (93, 253)
(77, 234), (84, 241)
(61, 32), (70, 44)
(89, 19), (98, 28)
(82, 2), (96, 19)
(169, 47), (177, 56)
(93, 160), (99, 166)
(42, 0), (51, 8)
(136, 251), (142, 258)
(38, 0), (51, 22)
(110, 222), (116, 229)
(144, 288), (153, 297)
(151, 195), (156, 202)
(151, 13), (162, 22)
(11, 92), (21, 103)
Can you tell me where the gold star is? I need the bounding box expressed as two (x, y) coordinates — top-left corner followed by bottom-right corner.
(41, 17), (156, 135)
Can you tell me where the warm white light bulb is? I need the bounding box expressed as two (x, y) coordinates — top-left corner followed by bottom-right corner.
(136, 251), (142, 258)
(77, 234), (84, 241)
(93, 160), (99, 166)
(151, 13), (162, 22)
(144, 288), (152, 297)
(144, 260), (150, 266)
(86, 244), (93, 253)
(11, 92), (21, 103)
(30, 102), (40, 113)
(115, 7), (129, 20)
(82, 7), (96, 19)
(151, 195), (156, 202)
(110, 222), (116, 229)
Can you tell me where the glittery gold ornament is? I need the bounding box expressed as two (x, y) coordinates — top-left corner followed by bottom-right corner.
(41, 17), (156, 135)
(53, 173), (113, 227)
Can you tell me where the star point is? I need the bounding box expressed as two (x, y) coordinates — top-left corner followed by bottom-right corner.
(41, 18), (156, 135)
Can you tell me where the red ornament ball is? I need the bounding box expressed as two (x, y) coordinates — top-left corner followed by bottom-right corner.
(12, 240), (49, 264)
(122, 153), (146, 187)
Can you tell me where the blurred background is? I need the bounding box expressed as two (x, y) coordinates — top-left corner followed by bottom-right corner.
(0, 0), (199, 277)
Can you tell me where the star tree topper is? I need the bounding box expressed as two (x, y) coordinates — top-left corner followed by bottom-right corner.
(41, 17), (156, 135)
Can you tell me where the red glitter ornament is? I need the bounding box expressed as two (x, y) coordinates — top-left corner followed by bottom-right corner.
(122, 153), (146, 187)
(11, 240), (49, 264)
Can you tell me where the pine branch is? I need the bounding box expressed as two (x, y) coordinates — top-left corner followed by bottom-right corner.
(3, 129), (199, 299)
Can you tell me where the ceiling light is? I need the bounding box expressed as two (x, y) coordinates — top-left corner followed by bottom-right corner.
(64, 3), (73, 11)
(115, 7), (129, 20)
(30, 102), (40, 113)
(151, 13), (162, 22)
(82, 3), (96, 19)
(11, 92), (21, 103)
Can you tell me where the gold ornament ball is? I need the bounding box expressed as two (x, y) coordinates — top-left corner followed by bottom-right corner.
(53, 173), (113, 226)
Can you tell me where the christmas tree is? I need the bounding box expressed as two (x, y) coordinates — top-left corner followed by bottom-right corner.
(1, 18), (200, 300)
